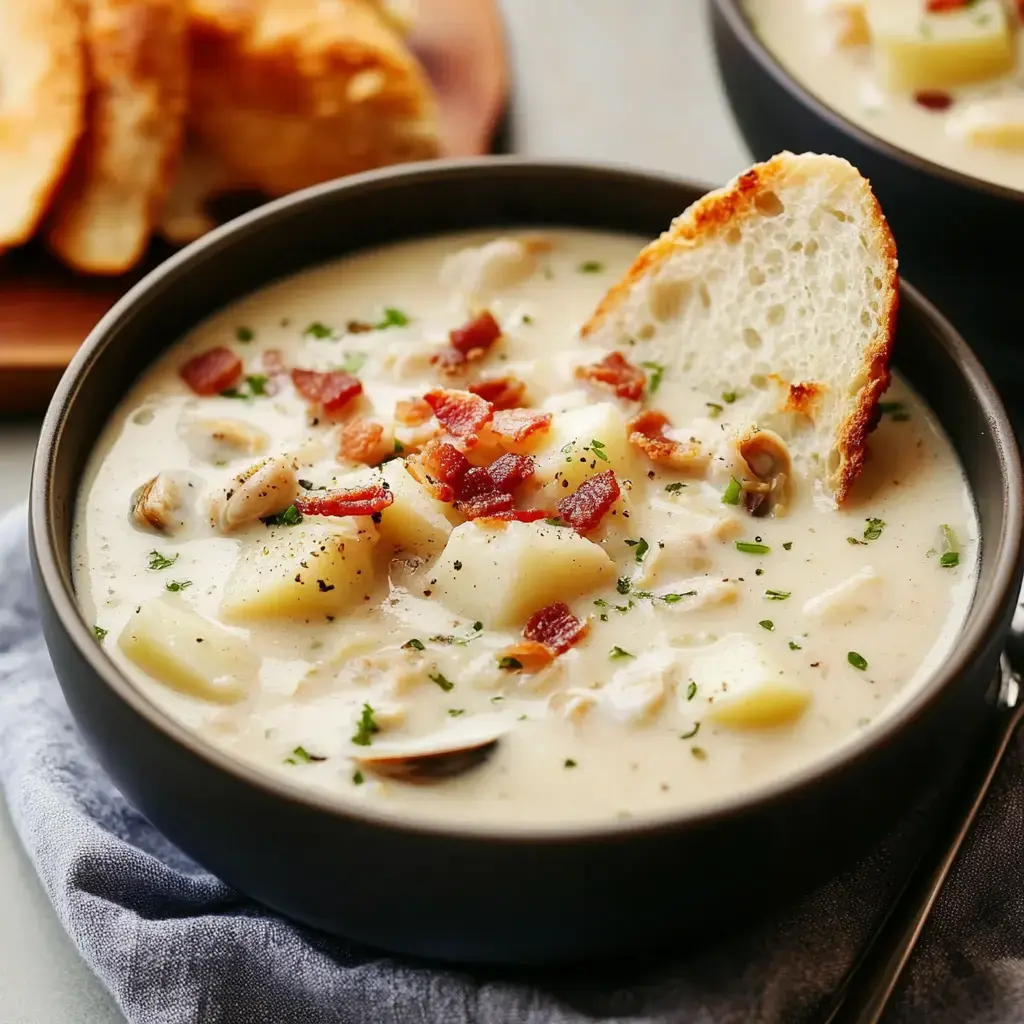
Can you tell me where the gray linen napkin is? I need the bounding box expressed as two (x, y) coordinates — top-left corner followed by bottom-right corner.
(2, 503), (1023, 1024)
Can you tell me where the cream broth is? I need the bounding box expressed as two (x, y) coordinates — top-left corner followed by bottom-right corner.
(747, 0), (1024, 193)
(72, 228), (977, 826)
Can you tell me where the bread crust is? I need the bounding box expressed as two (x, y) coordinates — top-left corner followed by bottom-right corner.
(580, 152), (899, 505)
(0, 0), (86, 250)
(46, 0), (188, 274)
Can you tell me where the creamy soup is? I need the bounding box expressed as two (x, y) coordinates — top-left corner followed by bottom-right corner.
(747, 0), (1024, 193)
(72, 228), (977, 826)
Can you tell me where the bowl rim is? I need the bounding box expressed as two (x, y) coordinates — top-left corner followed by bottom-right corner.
(31, 155), (1024, 844)
(710, 0), (1024, 204)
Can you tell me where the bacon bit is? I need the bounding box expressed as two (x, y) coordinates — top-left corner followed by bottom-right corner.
(915, 90), (953, 111)
(486, 452), (535, 492)
(468, 376), (527, 410)
(627, 410), (708, 472)
(523, 602), (589, 655)
(925, 0), (967, 10)
(576, 351), (646, 401)
(339, 418), (386, 465)
(294, 483), (394, 517)
(450, 311), (502, 355)
(490, 408), (553, 445)
(455, 489), (515, 519)
(412, 441), (536, 518)
(499, 639), (556, 673)
(395, 397), (434, 426)
(476, 509), (553, 526)
(424, 388), (493, 440)
(291, 369), (363, 413)
(556, 470), (620, 533)
(180, 347), (243, 395)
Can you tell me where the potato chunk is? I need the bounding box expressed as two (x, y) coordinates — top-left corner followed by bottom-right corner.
(431, 520), (615, 626)
(948, 96), (1024, 150)
(377, 459), (455, 556)
(691, 636), (810, 729)
(534, 402), (636, 499)
(118, 598), (258, 703)
(865, 0), (1015, 92)
(801, 566), (881, 624)
(221, 521), (377, 622)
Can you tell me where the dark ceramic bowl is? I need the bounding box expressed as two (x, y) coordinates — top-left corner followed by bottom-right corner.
(30, 159), (1024, 965)
(709, 0), (1024, 422)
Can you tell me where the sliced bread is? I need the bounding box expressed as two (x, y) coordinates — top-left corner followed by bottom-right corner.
(580, 151), (899, 504)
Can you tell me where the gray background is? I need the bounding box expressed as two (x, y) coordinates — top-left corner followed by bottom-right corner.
(0, 2), (748, 1018)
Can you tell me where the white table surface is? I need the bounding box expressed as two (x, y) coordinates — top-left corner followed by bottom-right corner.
(0, 3), (748, 1019)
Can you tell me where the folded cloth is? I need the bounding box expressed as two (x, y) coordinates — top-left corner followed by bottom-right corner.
(2, 503), (1023, 1024)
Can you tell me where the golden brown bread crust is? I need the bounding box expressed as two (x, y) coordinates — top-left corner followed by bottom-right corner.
(185, 0), (439, 197)
(46, 0), (188, 274)
(0, 0), (86, 250)
(580, 153), (899, 506)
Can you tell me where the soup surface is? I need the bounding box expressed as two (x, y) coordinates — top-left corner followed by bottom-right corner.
(747, 0), (1024, 193)
(73, 228), (977, 826)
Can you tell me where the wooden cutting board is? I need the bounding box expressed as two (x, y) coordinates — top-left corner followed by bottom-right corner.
(0, 0), (509, 416)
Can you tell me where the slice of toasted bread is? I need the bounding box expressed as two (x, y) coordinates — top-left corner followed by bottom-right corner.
(186, 0), (440, 198)
(580, 152), (898, 505)
(0, 0), (85, 251)
(155, 139), (238, 245)
(47, 0), (188, 275)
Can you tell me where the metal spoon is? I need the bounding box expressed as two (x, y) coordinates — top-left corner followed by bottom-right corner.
(822, 623), (1024, 1024)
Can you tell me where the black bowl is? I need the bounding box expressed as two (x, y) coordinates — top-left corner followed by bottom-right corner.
(709, 0), (1024, 425)
(29, 159), (1024, 964)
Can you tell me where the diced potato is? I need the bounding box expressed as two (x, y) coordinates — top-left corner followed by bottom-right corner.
(377, 459), (457, 556)
(691, 636), (810, 729)
(431, 520), (616, 626)
(118, 598), (258, 703)
(221, 521), (378, 622)
(947, 95), (1024, 150)
(865, 0), (1015, 92)
(809, 0), (869, 49)
(802, 566), (881, 624)
(534, 401), (636, 499)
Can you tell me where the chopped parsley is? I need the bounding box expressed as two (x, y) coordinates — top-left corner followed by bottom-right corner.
(664, 482), (686, 494)
(721, 390), (738, 404)
(624, 537), (649, 563)
(783, 541), (793, 551)
(375, 307), (409, 329)
(564, 758), (578, 768)
(847, 537), (868, 546)
(878, 400), (910, 422)
(705, 402), (723, 419)
(736, 541), (770, 555)
(221, 374), (269, 399)
(616, 577), (632, 595)
(686, 680), (697, 701)
(428, 622), (482, 646)
(759, 619), (775, 631)
(609, 646), (634, 660)
(578, 260), (604, 273)
(337, 351), (368, 374)
(498, 656), (522, 671)
(298, 479), (327, 491)
(284, 745), (326, 766)
(588, 439), (609, 462)
(448, 709), (465, 718)
(352, 770), (365, 785)
(662, 590), (697, 603)
(351, 704), (380, 746)
(940, 524), (960, 568)
(544, 517), (566, 527)
(93, 625), (107, 642)
(261, 504), (303, 527)
(764, 589), (791, 600)
(864, 517), (885, 541)
(641, 361), (665, 394)
(402, 638), (425, 651)
(148, 550), (178, 571)
(848, 651), (868, 671)
(680, 722), (701, 740)
(165, 580), (193, 592)
(788, 640), (802, 651)
(691, 746), (708, 761)
(722, 477), (742, 505)
(235, 326), (254, 342)
(304, 321), (334, 339)
(429, 672), (455, 692)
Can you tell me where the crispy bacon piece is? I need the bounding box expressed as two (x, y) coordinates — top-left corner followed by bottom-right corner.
(556, 470), (620, 533)
(424, 388), (493, 440)
(413, 439), (472, 501)
(294, 483), (394, 517)
(291, 369), (363, 413)
(180, 347), (243, 396)
(925, 0), (967, 10)
(450, 311), (502, 355)
(914, 90), (953, 111)
(468, 376), (527, 410)
(486, 452), (535, 492)
(499, 639), (556, 673)
(339, 418), (385, 465)
(627, 410), (709, 472)
(523, 602), (589, 655)
(576, 351), (646, 402)
(476, 509), (553, 526)
(490, 408), (552, 445)
(395, 397), (434, 427)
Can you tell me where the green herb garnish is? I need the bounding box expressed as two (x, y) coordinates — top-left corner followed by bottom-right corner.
(759, 619), (775, 631)
(375, 307), (409, 329)
(430, 672), (455, 692)
(764, 589), (791, 600)
(661, 590), (697, 603)
(564, 758), (578, 768)
(878, 401), (910, 422)
(351, 704), (380, 746)
(721, 390), (738, 404)
(221, 374), (269, 399)
(148, 550), (177, 571)
(848, 651), (868, 671)
(610, 646), (634, 660)
(402, 638), (425, 651)
(788, 640), (802, 650)
(736, 541), (770, 555)
(665, 482), (686, 494)
(939, 524), (960, 568)
(261, 504), (302, 527)
(352, 770), (364, 785)
(783, 542), (793, 551)
(337, 352), (368, 374)
(498, 656), (522, 671)
(706, 402), (723, 419)
(448, 709), (465, 718)
(848, 537), (868, 546)
(616, 577), (632, 595)
(578, 260), (604, 273)
(691, 746), (707, 761)
(588, 439), (609, 463)
(93, 625), (107, 642)
(686, 681), (697, 701)
(298, 479), (327, 491)
(235, 326), (254, 342)
(165, 580), (193, 592)
(304, 321), (334, 339)
(680, 722), (700, 740)
(641, 361), (665, 394)
(285, 745), (325, 765)
(864, 517), (885, 541)
(624, 537), (649, 563)
(722, 477), (742, 505)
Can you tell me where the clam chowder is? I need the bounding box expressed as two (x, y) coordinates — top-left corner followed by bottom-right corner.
(73, 229), (977, 825)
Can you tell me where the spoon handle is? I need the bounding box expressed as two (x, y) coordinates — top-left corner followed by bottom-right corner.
(822, 660), (1024, 1024)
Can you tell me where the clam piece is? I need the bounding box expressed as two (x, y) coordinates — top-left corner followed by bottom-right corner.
(439, 236), (541, 300)
(735, 428), (792, 518)
(131, 473), (184, 533)
(218, 457), (299, 531)
(354, 717), (507, 785)
(181, 417), (270, 464)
